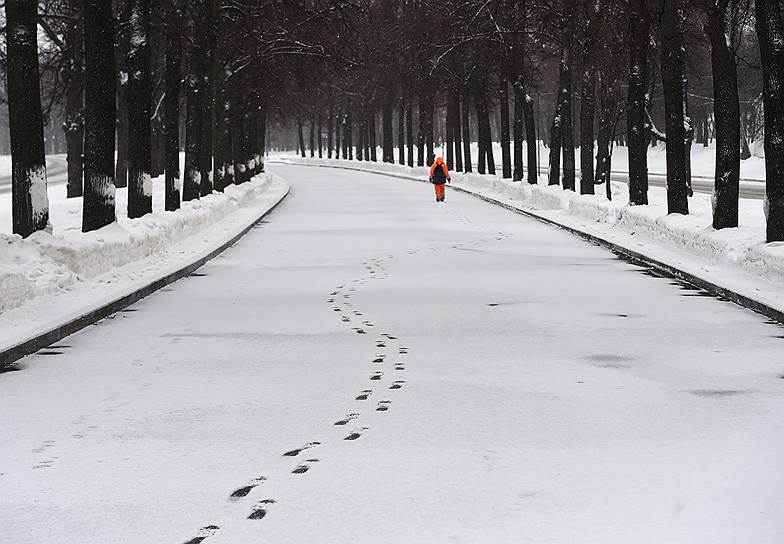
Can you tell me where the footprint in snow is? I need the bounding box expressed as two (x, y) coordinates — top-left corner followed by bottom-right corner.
(248, 499), (276, 520)
(334, 413), (359, 426)
(230, 476), (266, 499)
(372, 356), (385, 363)
(292, 459), (319, 474)
(183, 525), (220, 544)
(370, 371), (383, 381)
(376, 342), (386, 348)
(282, 442), (320, 457)
(390, 380), (405, 390)
(376, 400), (391, 412)
(342, 316), (351, 322)
(382, 334), (398, 340)
(394, 363), (405, 371)
(344, 428), (367, 441)
(356, 329), (367, 335)
(356, 390), (372, 400)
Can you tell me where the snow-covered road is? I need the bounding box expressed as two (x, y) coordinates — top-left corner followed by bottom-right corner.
(2, 164), (784, 544)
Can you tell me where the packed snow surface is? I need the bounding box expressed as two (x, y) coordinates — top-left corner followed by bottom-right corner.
(2, 164), (783, 544)
(0, 171), (288, 348)
(288, 155), (784, 316)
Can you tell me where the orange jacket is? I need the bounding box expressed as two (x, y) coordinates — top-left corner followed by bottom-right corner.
(429, 158), (450, 181)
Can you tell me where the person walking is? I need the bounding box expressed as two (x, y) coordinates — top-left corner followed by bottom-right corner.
(429, 156), (451, 202)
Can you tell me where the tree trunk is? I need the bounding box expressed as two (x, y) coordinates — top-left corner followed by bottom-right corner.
(579, 64), (596, 194)
(63, 0), (85, 199)
(82, 0), (117, 232)
(406, 102), (414, 167)
(757, 0), (784, 241)
(548, 99), (562, 186)
(417, 100), (425, 166)
(6, 0), (49, 237)
(462, 87), (473, 173)
(383, 100), (394, 163)
(398, 98), (405, 165)
(126, 0), (153, 219)
(183, 0), (206, 201)
(453, 89), (464, 172)
(115, 3), (130, 189)
(310, 115), (315, 158)
(707, 1), (739, 229)
(627, 0), (649, 205)
(327, 106), (334, 159)
(446, 96), (455, 169)
(346, 108), (353, 160)
(164, 0), (184, 210)
(298, 117), (305, 158)
(661, 0), (690, 215)
(500, 77), (512, 178)
(560, 38), (576, 191)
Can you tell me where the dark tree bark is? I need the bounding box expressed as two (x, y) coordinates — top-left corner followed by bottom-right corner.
(500, 77), (512, 178)
(82, 0), (117, 232)
(115, 2), (131, 189)
(446, 95), (455, 169)
(548, 98), (562, 186)
(310, 115), (315, 158)
(627, 0), (649, 205)
(524, 93), (537, 184)
(398, 98), (405, 165)
(453, 89), (464, 172)
(369, 109), (378, 162)
(424, 96), (434, 164)
(336, 108), (342, 159)
(417, 100), (425, 166)
(475, 75), (495, 175)
(327, 106), (334, 159)
(126, 0), (153, 219)
(183, 0), (206, 201)
(579, 65), (596, 194)
(383, 99), (394, 163)
(406, 102), (414, 167)
(559, 34), (576, 191)
(164, 0), (184, 210)
(6, 0), (49, 237)
(462, 87), (473, 173)
(318, 111), (324, 158)
(198, 0), (219, 197)
(757, 0), (784, 241)
(298, 117), (305, 158)
(63, 0), (85, 199)
(661, 0), (690, 215)
(346, 108), (353, 160)
(706, 0), (740, 229)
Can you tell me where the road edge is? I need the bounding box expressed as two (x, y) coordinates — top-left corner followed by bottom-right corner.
(281, 160), (784, 325)
(0, 182), (291, 369)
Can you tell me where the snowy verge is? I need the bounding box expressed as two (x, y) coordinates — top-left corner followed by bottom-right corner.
(278, 156), (784, 319)
(0, 173), (290, 365)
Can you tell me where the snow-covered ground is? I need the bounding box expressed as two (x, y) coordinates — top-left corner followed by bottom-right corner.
(0, 171), (289, 352)
(2, 164), (783, 543)
(283, 155), (784, 318)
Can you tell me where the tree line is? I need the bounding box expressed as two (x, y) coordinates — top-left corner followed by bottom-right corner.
(3, 0), (784, 242)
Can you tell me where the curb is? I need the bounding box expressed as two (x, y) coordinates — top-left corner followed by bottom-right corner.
(0, 182), (291, 369)
(284, 160), (784, 326)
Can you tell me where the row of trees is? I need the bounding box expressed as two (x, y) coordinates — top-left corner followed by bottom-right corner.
(4, 0), (308, 237)
(272, 0), (784, 243)
(3, 1), (784, 242)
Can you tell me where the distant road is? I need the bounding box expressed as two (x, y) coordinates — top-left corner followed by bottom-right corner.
(0, 155), (69, 195)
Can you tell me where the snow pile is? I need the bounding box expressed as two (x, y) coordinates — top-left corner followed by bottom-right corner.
(284, 155), (784, 300)
(0, 173), (285, 314)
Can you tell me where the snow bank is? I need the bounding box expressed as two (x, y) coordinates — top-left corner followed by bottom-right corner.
(284, 155), (784, 309)
(0, 173), (285, 315)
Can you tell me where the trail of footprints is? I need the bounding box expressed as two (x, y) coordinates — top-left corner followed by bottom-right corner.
(181, 256), (407, 543)
(182, 233), (513, 542)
